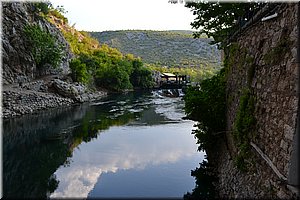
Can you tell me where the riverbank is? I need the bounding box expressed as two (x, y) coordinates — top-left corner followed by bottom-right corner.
(3, 89), (199, 198)
(2, 76), (107, 119)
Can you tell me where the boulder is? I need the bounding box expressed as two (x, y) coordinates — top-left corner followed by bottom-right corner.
(52, 79), (86, 101)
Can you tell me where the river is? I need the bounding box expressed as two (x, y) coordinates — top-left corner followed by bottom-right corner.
(3, 90), (205, 198)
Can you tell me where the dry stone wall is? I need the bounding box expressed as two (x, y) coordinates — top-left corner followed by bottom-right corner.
(216, 3), (298, 198)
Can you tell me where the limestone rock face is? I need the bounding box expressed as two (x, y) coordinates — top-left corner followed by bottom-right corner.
(52, 79), (85, 100)
(1, 2), (107, 119)
(51, 79), (106, 103)
(2, 2), (73, 85)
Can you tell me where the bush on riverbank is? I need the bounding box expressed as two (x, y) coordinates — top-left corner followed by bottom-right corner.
(183, 69), (225, 199)
(68, 48), (154, 91)
(184, 68), (226, 151)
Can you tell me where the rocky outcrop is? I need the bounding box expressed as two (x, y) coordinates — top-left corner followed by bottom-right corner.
(51, 79), (106, 103)
(1, 2), (107, 119)
(52, 79), (86, 100)
(2, 2), (73, 85)
(152, 70), (162, 88)
(2, 77), (107, 119)
(2, 89), (74, 119)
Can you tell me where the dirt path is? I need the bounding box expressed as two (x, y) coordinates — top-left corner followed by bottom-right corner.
(2, 74), (59, 95)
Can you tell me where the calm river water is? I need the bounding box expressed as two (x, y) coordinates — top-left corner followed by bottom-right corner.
(3, 91), (205, 198)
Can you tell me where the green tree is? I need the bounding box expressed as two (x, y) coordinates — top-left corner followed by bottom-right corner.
(130, 59), (154, 89)
(185, 2), (262, 47)
(184, 69), (226, 151)
(24, 25), (63, 69)
(95, 64), (132, 91)
(33, 1), (52, 15)
(69, 58), (89, 83)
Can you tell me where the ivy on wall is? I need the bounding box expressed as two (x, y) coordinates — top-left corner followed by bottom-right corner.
(227, 43), (256, 171)
(263, 37), (292, 65)
(233, 88), (256, 171)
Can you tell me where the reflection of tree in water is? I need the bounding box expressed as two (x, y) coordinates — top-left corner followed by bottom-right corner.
(47, 174), (60, 195)
(184, 159), (218, 200)
(71, 107), (138, 145)
(3, 92), (150, 198)
(3, 105), (81, 198)
(3, 136), (72, 198)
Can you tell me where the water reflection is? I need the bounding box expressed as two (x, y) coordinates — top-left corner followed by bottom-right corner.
(51, 123), (203, 198)
(3, 91), (203, 198)
(3, 105), (87, 198)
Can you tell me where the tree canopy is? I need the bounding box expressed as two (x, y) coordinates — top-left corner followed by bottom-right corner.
(184, 2), (263, 48)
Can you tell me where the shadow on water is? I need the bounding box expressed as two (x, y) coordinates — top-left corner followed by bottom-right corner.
(183, 158), (218, 200)
(3, 91), (186, 198)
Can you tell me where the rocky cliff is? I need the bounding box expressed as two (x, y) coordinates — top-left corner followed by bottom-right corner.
(2, 2), (73, 85)
(1, 2), (106, 119)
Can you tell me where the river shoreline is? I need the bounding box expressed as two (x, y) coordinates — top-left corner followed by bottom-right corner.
(2, 78), (107, 119)
(1, 77), (185, 119)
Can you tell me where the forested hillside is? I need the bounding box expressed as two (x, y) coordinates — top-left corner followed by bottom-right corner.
(90, 30), (221, 69)
(46, 9), (154, 91)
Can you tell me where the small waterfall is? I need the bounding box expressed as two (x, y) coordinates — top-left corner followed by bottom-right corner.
(154, 89), (185, 98)
(178, 89), (184, 97)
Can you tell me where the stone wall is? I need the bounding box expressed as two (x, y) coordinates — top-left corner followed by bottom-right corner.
(216, 3), (298, 198)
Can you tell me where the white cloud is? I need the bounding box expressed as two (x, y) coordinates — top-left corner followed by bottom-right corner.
(50, 123), (204, 198)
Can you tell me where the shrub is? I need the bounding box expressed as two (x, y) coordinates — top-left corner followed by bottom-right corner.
(69, 58), (89, 83)
(33, 2), (52, 15)
(234, 89), (255, 143)
(130, 59), (154, 88)
(95, 63), (133, 91)
(24, 25), (63, 69)
(184, 68), (226, 131)
(233, 88), (256, 171)
(49, 9), (68, 24)
(184, 69), (226, 151)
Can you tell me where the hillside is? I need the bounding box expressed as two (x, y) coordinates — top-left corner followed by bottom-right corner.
(89, 30), (221, 69)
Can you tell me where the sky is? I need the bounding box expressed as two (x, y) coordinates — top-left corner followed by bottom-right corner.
(49, 0), (195, 32)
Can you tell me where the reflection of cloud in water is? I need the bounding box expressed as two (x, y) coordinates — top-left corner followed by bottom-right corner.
(50, 122), (203, 198)
(51, 166), (102, 198)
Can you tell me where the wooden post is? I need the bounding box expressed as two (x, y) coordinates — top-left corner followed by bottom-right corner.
(250, 142), (287, 181)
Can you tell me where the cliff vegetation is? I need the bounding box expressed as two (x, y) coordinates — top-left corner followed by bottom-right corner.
(44, 3), (154, 91)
